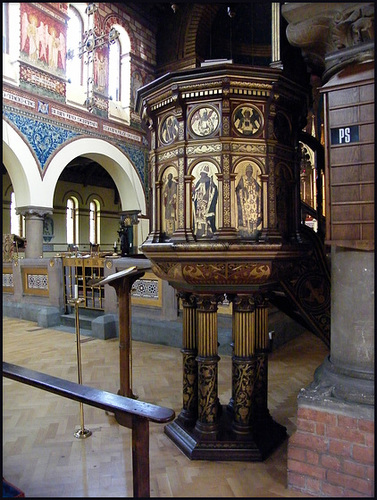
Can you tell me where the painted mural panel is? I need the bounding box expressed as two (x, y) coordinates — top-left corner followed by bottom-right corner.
(235, 161), (262, 238)
(192, 162), (219, 239)
(189, 106), (220, 138)
(162, 166), (178, 237)
(20, 3), (66, 76)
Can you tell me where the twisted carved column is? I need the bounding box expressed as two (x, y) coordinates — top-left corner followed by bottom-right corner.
(178, 292), (198, 425)
(194, 294), (221, 436)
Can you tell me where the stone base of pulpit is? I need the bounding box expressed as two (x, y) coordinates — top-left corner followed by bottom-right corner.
(164, 405), (287, 461)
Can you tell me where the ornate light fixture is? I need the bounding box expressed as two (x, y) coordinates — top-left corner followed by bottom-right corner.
(78, 3), (119, 111)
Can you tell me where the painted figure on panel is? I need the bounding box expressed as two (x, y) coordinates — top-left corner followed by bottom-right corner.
(20, 5), (66, 73)
(162, 170), (178, 237)
(21, 13), (39, 61)
(190, 107), (219, 137)
(132, 71), (143, 106)
(235, 162), (262, 237)
(48, 26), (60, 70)
(160, 115), (178, 144)
(94, 51), (107, 92)
(192, 163), (218, 238)
(234, 106), (262, 136)
(37, 21), (49, 64)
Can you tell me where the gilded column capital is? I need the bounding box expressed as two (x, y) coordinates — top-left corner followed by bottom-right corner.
(282, 3), (374, 81)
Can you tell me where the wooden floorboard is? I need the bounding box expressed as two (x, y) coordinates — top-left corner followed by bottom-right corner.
(2, 316), (328, 497)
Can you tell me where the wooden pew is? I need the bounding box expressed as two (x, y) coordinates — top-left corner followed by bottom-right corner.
(3, 361), (175, 498)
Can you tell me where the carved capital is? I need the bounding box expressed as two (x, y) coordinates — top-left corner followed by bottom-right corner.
(16, 206), (53, 219)
(282, 3), (374, 81)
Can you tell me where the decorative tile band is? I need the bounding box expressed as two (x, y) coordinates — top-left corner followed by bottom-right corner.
(27, 274), (48, 290)
(3, 274), (14, 288)
(131, 278), (159, 300)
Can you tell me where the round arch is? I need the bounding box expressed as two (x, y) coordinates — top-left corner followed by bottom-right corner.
(44, 137), (146, 215)
(2, 120), (42, 207)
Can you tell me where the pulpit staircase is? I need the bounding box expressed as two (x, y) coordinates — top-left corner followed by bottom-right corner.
(269, 221), (331, 348)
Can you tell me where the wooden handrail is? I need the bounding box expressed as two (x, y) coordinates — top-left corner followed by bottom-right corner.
(3, 361), (175, 498)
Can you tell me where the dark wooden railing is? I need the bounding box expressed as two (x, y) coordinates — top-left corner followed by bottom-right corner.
(3, 362), (175, 498)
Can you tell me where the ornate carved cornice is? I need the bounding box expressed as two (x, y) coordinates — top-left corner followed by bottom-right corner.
(282, 3), (374, 81)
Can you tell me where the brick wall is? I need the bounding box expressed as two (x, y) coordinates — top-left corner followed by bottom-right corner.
(287, 406), (374, 497)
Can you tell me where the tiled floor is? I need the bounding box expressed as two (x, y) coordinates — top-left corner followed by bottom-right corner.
(3, 316), (328, 497)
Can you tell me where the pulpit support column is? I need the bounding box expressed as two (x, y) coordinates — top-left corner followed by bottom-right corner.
(178, 293), (198, 425)
(231, 294), (256, 434)
(194, 294), (221, 437)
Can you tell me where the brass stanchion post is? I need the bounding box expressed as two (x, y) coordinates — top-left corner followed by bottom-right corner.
(68, 297), (92, 439)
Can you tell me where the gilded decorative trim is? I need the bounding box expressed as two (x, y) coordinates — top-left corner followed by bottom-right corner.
(187, 144), (222, 155)
(182, 262), (271, 284)
(231, 143), (266, 154)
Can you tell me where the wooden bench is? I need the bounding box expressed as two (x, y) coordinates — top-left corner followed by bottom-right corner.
(3, 362), (175, 498)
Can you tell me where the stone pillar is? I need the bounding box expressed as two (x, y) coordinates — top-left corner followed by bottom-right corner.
(17, 206), (52, 259)
(321, 247), (374, 404)
(178, 292), (198, 425)
(282, 3), (374, 496)
(194, 294), (221, 437)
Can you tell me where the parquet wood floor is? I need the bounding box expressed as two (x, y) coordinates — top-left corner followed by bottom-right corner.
(3, 316), (328, 497)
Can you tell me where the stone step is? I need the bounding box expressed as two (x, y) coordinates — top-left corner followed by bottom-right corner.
(60, 312), (101, 331)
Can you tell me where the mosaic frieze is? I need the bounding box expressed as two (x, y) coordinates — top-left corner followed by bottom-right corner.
(20, 65), (65, 102)
(117, 144), (146, 186)
(3, 108), (79, 171)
